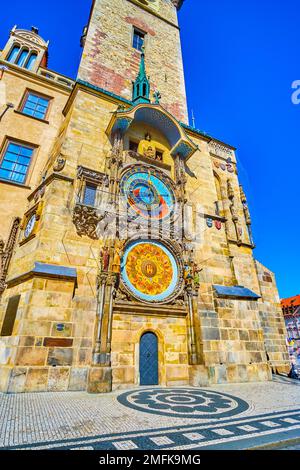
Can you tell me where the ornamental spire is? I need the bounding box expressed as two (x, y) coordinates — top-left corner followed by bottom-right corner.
(132, 46), (150, 104)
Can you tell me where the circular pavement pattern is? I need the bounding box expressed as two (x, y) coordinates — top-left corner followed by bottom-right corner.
(117, 388), (249, 419)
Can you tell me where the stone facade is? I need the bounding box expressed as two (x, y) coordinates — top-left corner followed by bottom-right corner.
(0, 0), (289, 393)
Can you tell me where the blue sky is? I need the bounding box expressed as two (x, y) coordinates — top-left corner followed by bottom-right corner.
(1, 0), (299, 298)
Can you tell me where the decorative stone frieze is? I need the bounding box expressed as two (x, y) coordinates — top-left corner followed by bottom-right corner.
(209, 141), (235, 159)
(72, 204), (100, 240)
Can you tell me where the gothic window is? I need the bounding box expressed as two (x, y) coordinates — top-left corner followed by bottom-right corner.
(133, 28), (145, 51)
(0, 141), (35, 185)
(21, 91), (50, 120)
(83, 183), (97, 206)
(0, 295), (20, 336)
(6, 45), (20, 63)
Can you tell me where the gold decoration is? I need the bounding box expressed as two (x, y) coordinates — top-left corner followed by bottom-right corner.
(125, 243), (173, 296)
(112, 239), (125, 274)
(138, 133), (156, 160)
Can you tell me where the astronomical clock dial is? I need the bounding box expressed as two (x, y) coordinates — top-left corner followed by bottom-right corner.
(121, 240), (182, 303)
(137, 0), (160, 12)
(24, 214), (36, 239)
(120, 166), (176, 222)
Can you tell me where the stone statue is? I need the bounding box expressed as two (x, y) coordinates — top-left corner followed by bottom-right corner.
(112, 239), (125, 274)
(192, 262), (201, 290)
(184, 263), (193, 287)
(138, 133), (156, 160)
(100, 246), (110, 272)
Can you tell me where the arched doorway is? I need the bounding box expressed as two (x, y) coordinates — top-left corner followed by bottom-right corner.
(139, 332), (159, 386)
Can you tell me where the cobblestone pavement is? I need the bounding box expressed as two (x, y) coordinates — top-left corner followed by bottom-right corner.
(1, 375), (300, 450)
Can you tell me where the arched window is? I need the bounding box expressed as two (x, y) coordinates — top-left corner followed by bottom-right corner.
(16, 49), (29, 68)
(6, 45), (20, 63)
(25, 52), (38, 70)
(143, 83), (147, 96)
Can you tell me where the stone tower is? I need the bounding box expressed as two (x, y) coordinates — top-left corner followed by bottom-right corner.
(78, 0), (188, 122)
(0, 0), (289, 393)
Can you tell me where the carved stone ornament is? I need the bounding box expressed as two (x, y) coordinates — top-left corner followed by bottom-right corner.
(72, 204), (99, 239)
(53, 154), (66, 172)
(171, 0), (185, 9)
(239, 185), (247, 203)
(0, 218), (21, 295)
(77, 166), (108, 186)
(115, 286), (133, 303)
(244, 205), (252, 226)
(227, 180), (235, 200)
(209, 141), (235, 159)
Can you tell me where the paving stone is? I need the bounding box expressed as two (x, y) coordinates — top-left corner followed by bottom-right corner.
(113, 440), (139, 450)
(150, 436), (174, 446)
(0, 378), (300, 450)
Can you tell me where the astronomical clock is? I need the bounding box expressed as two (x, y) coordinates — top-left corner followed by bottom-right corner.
(120, 165), (176, 222)
(119, 165), (184, 305)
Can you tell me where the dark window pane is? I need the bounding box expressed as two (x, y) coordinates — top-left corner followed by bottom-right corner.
(129, 141), (138, 152)
(83, 184), (97, 206)
(133, 30), (145, 51)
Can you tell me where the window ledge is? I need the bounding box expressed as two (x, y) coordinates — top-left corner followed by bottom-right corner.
(14, 110), (49, 124)
(0, 178), (31, 190)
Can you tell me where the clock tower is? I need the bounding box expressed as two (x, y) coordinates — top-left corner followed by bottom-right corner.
(78, 0), (188, 122)
(0, 0), (289, 394)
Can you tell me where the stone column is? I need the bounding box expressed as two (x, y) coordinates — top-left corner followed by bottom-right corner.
(105, 273), (118, 366)
(187, 287), (197, 365)
(92, 272), (108, 365)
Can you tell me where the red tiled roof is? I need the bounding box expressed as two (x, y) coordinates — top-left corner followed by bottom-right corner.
(281, 295), (300, 308)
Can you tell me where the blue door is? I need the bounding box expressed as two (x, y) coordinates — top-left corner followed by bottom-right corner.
(140, 332), (159, 386)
